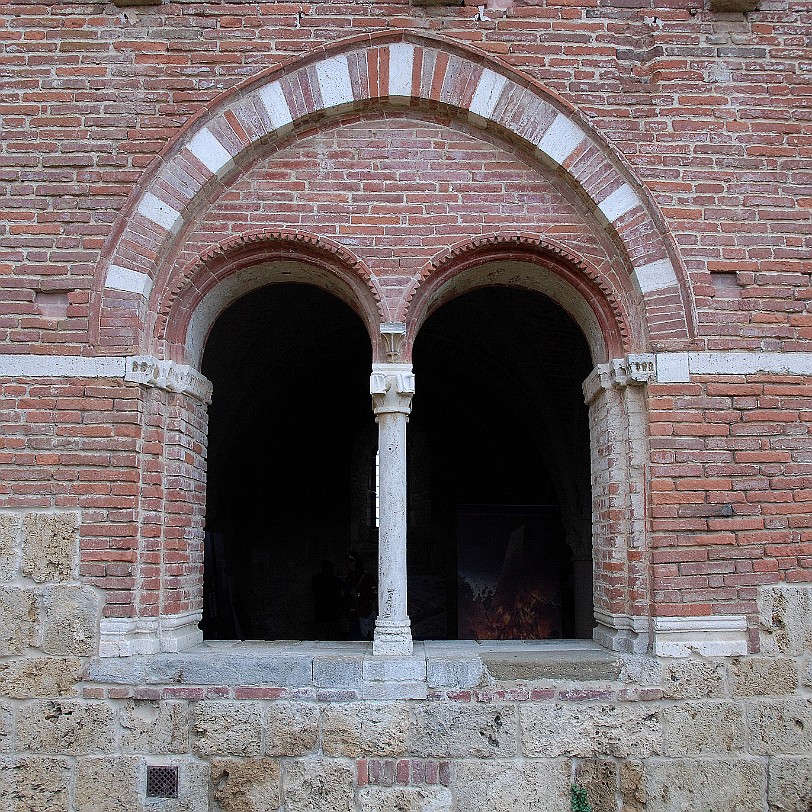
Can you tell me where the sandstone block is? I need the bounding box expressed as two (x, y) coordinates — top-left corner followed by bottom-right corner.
(520, 703), (660, 759)
(38, 585), (100, 656)
(747, 698), (812, 754)
(321, 701), (409, 757)
(453, 759), (570, 812)
(313, 655), (363, 688)
(193, 701), (262, 756)
(661, 702), (746, 756)
(0, 756), (71, 812)
(645, 758), (765, 812)
(768, 756), (812, 812)
(408, 703), (516, 758)
(212, 757), (280, 812)
(264, 701), (319, 756)
(729, 656), (798, 697)
(75, 755), (140, 812)
(574, 759), (619, 812)
(0, 657), (83, 698)
(0, 587), (36, 655)
(619, 761), (646, 811)
(21, 513), (79, 583)
(660, 657), (725, 699)
(283, 757), (354, 812)
(0, 513), (21, 580)
(16, 700), (115, 754)
(357, 786), (453, 812)
(759, 585), (812, 655)
(0, 701), (12, 752)
(120, 700), (190, 753)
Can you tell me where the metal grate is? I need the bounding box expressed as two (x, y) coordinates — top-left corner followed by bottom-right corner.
(146, 765), (179, 799)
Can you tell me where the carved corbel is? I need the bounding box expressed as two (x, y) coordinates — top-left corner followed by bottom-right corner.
(380, 322), (407, 363)
(582, 354), (656, 404)
(125, 356), (213, 404)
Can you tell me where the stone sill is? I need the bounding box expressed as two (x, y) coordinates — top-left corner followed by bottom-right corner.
(89, 639), (623, 698)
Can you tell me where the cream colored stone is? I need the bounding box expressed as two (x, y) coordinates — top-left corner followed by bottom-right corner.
(768, 756), (812, 812)
(729, 656), (798, 697)
(193, 701), (262, 756)
(16, 700), (115, 754)
(38, 585), (100, 656)
(212, 758), (281, 812)
(21, 513), (79, 583)
(453, 759), (570, 812)
(283, 757), (354, 812)
(408, 703), (516, 758)
(264, 701), (319, 757)
(0, 587), (36, 655)
(0, 656), (83, 698)
(0, 514), (21, 580)
(661, 702), (746, 756)
(0, 701), (12, 752)
(0, 756), (71, 812)
(645, 758), (765, 812)
(120, 700), (190, 753)
(357, 786), (452, 812)
(660, 657), (725, 699)
(321, 701), (408, 757)
(520, 703), (660, 758)
(747, 698), (812, 754)
(759, 585), (812, 655)
(75, 755), (140, 812)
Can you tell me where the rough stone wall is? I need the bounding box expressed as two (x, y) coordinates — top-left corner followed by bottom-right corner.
(1, 517), (812, 811)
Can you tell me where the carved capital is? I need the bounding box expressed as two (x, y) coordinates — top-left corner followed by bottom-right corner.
(370, 363), (415, 415)
(380, 322), (407, 363)
(125, 356), (213, 404)
(583, 354), (656, 404)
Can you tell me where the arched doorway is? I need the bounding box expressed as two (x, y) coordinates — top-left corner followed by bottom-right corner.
(409, 285), (594, 641)
(201, 282), (372, 640)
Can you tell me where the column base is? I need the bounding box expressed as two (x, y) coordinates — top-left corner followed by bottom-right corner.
(373, 618), (413, 656)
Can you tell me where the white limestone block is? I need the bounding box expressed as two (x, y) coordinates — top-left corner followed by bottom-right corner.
(536, 113), (586, 165)
(256, 80), (293, 130)
(315, 54), (354, 109)
(136, 191), (183, 234)
(656, 352), (690, 383)
(187, 127), (234, 177)
(0, 355), (126, 378)
(104, 265), (152, 298)
(468, 68), (507, 120)
(388, 42), (415, 98)
(689, 351), (812, 377)
(633, 258), (678, 294)
(597, 183), (641, 223)
(654, 615), (748, 657)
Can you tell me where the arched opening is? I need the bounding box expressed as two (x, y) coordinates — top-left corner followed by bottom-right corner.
(201, 282), (372, 640)
(409, 285), (594, 641)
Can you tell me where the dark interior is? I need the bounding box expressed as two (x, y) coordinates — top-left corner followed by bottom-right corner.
(201, 280), (594, 641)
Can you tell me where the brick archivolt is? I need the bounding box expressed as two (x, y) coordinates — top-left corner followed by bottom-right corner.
(95, 31), (691, 355)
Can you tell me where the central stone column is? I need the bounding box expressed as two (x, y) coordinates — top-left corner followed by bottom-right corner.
(370, 361), (415, 655)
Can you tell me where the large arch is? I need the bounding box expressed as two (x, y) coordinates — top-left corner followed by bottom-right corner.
(91, 30), (693, 357)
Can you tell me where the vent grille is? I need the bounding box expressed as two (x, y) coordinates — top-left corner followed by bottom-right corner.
(147, 765), (179, 799)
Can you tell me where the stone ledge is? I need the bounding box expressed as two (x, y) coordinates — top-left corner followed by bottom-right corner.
(88, 640), (626, 693)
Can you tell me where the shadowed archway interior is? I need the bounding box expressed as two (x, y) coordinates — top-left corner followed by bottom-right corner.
(201, 283), (372, 640)
(409, 285), (595, 640)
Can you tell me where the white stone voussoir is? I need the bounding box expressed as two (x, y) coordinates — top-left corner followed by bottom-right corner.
(256, 80), (294, 130)
(468, 68), (507, 120)
(388, 42), (416, 98)
(632, 258), (678, 294)
(315, 54), (354, 109)
(105, 265), (153, 298)
(187, 127), (234, 177)
(136, 191), (183, 234)
(536, 113), (586, 165)
(597, 183), (641, 223)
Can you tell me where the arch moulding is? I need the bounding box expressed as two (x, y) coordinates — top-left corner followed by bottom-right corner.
(92, 30), (693, 358)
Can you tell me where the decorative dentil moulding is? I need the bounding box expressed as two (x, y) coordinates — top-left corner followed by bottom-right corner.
(125, 356), (213, 404)
(582, 353), (656, 404)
